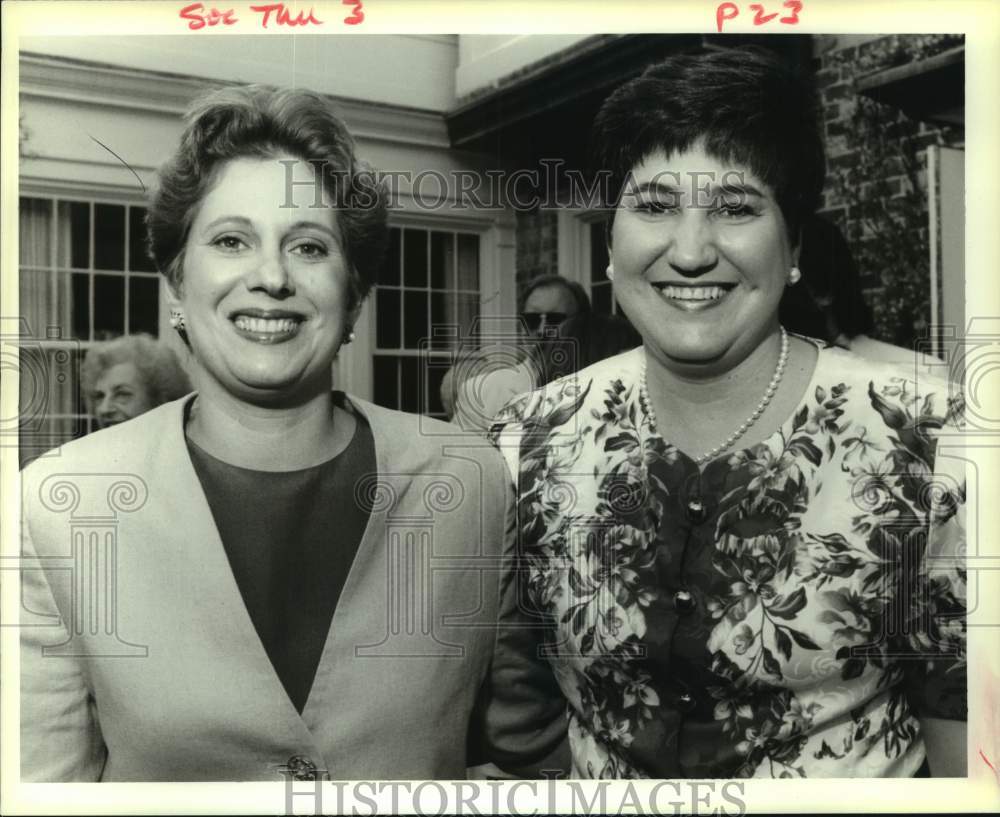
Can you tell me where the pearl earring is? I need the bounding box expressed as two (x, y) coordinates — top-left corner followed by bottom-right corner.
(606, 264), (615, 281)
(169, 310), (185, 330)
(344, 329), (356, 344)
(788, 266), (802, 285)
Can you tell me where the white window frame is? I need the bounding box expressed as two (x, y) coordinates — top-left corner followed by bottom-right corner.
(18, 181), (173, 341)
(557, 207), (620, 315)
(337, 208), (515, 403)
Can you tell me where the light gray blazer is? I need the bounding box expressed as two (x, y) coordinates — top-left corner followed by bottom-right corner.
(19, 394), (513, 781)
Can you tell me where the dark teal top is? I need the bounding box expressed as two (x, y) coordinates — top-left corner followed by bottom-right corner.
(186, 413), (374, 714)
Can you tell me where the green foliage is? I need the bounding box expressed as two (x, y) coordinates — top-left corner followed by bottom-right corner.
(828, 34), (963, 348)
(832, 97), (929, 347)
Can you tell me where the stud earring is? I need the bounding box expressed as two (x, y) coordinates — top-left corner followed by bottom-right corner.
(344, 329), (356, 344)
(169, 310), (185, 330)
(788, 266), (802, 285)
(606, 263), (615, 281)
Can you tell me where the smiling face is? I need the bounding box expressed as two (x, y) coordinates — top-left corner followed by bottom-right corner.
(610, 144), (797, 374)
(91, 362), (156, 428)
(171, 156), (352, 406)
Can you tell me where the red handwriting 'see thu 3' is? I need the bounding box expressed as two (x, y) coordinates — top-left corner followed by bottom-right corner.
(716, 1), (802, 32)
(179, 1), (365, 29)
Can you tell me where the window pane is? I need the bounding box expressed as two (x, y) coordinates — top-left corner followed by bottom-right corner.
(592, 281), (612, 315)
(456, 234), (479, 290)
(427, 361), (447, 418)
(58, 201), (91, 269)
(94, 204), (125, 270)
(19, 197), (53, 266)
(129, 276), (159, 335)
(373, 355), (397, 409)
(430, 231), (454, 290)
(399, 357), (420, 414)
(378, 228), (401, 285)
(93, 274), (125, 337)
(71, 273), (90, 339)
(19, 268), (56, 340)
(18, 346), (85, 438)
(590, 221), (610, 283)
(129, 207), (156, 272)
(455, 293), (479, 340)
(403, 290), (428, 349)
(376, 288), (401, 348)
(403, 229), (428, 287)
(430, 291), (455, 350)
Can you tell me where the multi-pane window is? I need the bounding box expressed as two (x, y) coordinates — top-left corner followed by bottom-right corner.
(373, 226), (480, 418)
(18, 196), (160, 460)
(588, 218), (620, 315)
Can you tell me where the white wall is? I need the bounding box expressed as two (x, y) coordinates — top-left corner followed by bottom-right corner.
(20, 34), (459, 112)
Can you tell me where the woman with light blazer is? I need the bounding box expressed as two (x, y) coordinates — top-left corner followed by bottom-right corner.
(19, 85), (514, 781)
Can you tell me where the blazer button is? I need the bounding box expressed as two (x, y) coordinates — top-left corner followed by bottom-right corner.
(686, 498), (707, 523)
(287, 754), (318, 781)
(672, 589), (696, 614)
(675, 692), (697, 713)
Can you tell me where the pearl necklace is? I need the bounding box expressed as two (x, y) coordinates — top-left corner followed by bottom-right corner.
(638, 326), (790, 464)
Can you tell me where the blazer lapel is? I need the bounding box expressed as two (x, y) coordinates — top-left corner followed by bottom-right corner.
(147, 395), (325, 759)
(299, 396), (389, 736)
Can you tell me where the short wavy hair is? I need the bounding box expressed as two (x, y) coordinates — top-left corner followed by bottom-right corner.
(80, 334), (192, 412)
(590, 46), (825, 243)
(146, 84), (388, 312)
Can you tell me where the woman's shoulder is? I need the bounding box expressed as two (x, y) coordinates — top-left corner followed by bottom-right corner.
(811, 340), (962, 427)
(492, 346), (644, 431)
(21, 399), (184, 482)
(344, 394), (510, 477)
(813, 338), (953, 388)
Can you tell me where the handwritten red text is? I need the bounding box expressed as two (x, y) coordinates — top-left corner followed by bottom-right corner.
(716, 0), (802, 32)
(250, 3), (323, 27)
(179, 3), (334, 30)
(179, 3), (238, 30)
(342, 0), (364, 25)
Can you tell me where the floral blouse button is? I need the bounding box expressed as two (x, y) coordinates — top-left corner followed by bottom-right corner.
(674, 692), (697, 713)
(672, 589), (696, 614)
(685, 498), (707, 523)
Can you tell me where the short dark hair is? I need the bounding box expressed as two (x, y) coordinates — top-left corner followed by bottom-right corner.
(147, 84), (388, 312)
(519, 274), (592, 315)
(590, 46), (825, 242)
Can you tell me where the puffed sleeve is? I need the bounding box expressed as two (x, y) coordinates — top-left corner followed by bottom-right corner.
(894, 419), (967, 721)
(468, 417), (570, 776)
(20, 492), (107, 781)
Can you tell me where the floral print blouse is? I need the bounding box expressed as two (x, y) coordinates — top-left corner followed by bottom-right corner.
(488, 342), (966, 778)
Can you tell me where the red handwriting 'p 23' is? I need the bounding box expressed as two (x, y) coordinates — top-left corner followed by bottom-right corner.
(716, 1), (802, 32)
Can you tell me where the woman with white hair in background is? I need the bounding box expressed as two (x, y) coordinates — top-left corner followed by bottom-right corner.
(80, 333), (191, 428)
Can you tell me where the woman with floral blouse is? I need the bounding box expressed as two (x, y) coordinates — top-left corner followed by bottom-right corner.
(482, 47), (966, 778)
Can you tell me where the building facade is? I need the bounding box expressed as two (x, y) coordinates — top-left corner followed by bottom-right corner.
(17, 33), (964, 457)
